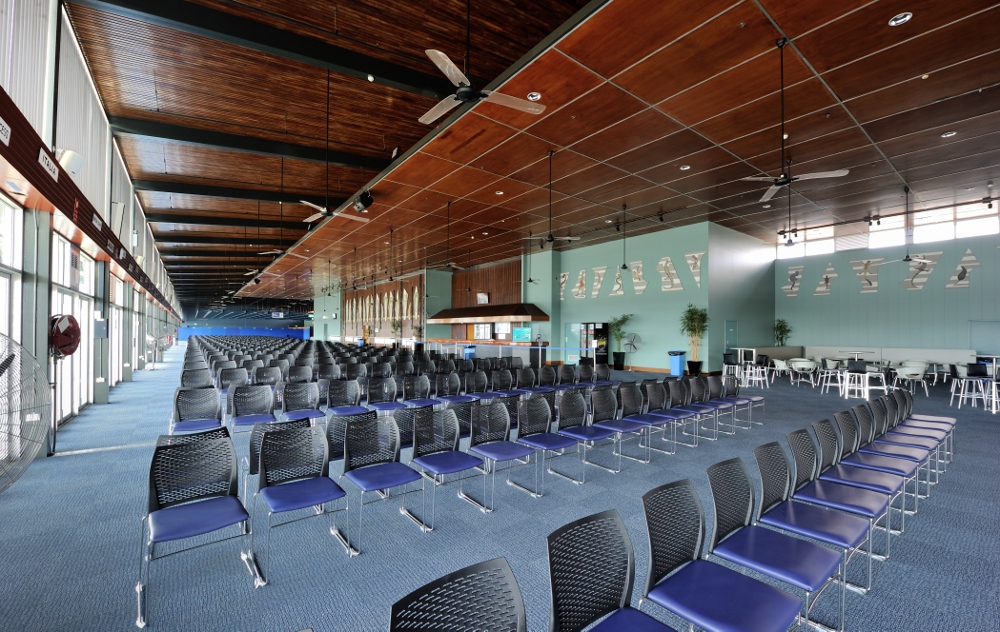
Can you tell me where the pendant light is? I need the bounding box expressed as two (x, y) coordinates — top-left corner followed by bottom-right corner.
(620, 203), (628, 270)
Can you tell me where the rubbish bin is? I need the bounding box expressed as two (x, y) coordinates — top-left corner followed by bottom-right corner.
(463, 346), (476, 361)
(595, 348), (609, 366)
(356, 338), (365, 348)
(668, 351), (686, 376)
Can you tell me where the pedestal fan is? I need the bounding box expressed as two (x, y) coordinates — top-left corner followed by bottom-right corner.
(623, 333), (641, 371)
(0, 332), (51, 492)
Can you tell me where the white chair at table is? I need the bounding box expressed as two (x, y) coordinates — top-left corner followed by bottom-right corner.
(866, 361), (891, 395)
(769, 359), (789, 383)
(817, 358), (843, 396)
(894, 361), (929, 396)
(788, 358), (816, 387)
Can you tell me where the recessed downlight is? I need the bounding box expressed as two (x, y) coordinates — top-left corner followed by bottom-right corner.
(763, 204), (771, 209)
(527, 92), (542, 101)
(482, 231), (489, 235)
(495, 190), (504, 195)
(920, 74), (930, 79)
(605, 219), (614, 224)
(888, 12), (912, 26)
(941, 131), (957, 138)
(367, 74), (375, 82)
(679, 165), (691, 171)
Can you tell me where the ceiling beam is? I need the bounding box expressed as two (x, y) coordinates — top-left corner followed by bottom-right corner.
(110, 117), (390, 171)
(134, 180), (346, 206)
(146, 213), (305, 230)
(154, 235), (287, 246)
(161, 251), (275, 259)
(69, 0), (452, 98)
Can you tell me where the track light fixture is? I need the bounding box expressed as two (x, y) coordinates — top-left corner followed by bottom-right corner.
(253, 278), (261, 284)
(353, 190), (373, 213)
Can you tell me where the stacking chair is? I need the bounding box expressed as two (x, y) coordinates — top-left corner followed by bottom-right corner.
(170, 387), (223, 434)
(595, 383), (648, 465)
(436, 372), (478, 406)
(753, 442), (874, 595)
(242, 418), (312, 505)
(341, 414), (425, 552)
(241, 359), (265, 375)
(324, 379), (366, 416)
(409, 408), (483, 530)
(213, 360), (238, 385)
(538, 365), (558, 388)
(891, 390), (954, 462)
(217, 367), (249, 409)
(839, 403), (924, 507)
(547, 509), (677, 632)
(706, 458), (844, 632)
(252, 366), (282, 388)
(229, 384), (277, 432)
(555, 389), (617, 476)
(180, 368), (213, 389)
(464, 369), (489, 395)
(367, 376), (406, 415)
(692, 376), (735, 436)
(515, 395), (581, 493)
(818, 358), (844, 396)
(136, 435), (261, 628)
(594, 363), (615, 386)
(464, 400), (535, 511)
(325, 408), (375, 475)
(620, 382), (678, 457)
(675, 379), (720, 441)
(578, 363), (596, 385)
(269, 358), (290, 381)
(389, 557), (525, 632)
(279, 382), (324, 422)
(402, 374), (441, 408)
(713, 375), (753, 429)
(640, 479), (802, 632)
(859, 399), (936, 493)
(286, 365), (313, 383)
(249, 426), (351, 585)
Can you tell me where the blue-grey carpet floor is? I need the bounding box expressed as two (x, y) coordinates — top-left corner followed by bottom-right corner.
(1, 344), (998, 631)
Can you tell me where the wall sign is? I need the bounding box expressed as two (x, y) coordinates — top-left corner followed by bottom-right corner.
(559, 272), (568, 301)
(945, 249), (980, 289)
(38, 147), (58, 181)
(572, 270), (586, 299)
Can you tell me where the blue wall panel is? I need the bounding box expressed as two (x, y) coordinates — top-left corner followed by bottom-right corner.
(178, 327), (309, 340)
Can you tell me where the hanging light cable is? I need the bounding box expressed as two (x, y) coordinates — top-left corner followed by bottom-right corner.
(620, 203), (628, 270)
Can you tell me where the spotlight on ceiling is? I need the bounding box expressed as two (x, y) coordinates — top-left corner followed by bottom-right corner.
(786, 237), (794, 247)
(888, 12), (912, 26)
(55, 148), (84, 178)
(253, 278), (261, 284)
(353, 190), (373, 213)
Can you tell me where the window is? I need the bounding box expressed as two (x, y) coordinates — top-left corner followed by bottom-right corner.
(79, 255), (95, 295)
(0, 199), (23, 269)
(956, 215), (999, 239)
(776, 226), (831, 259)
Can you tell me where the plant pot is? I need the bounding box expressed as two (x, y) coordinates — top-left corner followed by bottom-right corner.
(612, 352), (626, 370)
(687, 360), (703, 376)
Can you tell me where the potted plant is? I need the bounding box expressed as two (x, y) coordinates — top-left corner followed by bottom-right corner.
(413, 324), (424, 341)
(680, 303), (709, 375)
(774, 318), (791, 347)
(607, 314), (633, 370)
(390, 319), (402, 348)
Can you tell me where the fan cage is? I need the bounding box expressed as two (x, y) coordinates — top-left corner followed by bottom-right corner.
(0, 333), (51, 495)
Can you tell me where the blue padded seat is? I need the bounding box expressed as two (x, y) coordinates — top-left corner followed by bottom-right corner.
(594, 418), (644, 434)
(552, 383), (578, 391)
(647, 559), (801, 632)
(412, 450), (483, 476)
(521, 386), (555, 394)
(149, 496), (248, 543)
(232, 413), (276, 428)
(471, 392), (502, 401)
(493, 389), (529, 398)
(906, 413), (955, 426)
(819, 465), (903, 495)
(841, 452), (919, 478)
(860, 441), (930, 461)
(625, 413), (673, 427)
(875, 433), (938, 450)
(259, 477), (346, 514)
(437, 394), (478, 404)
(590, 607), (678, 632)
(171, 418), (222, 433)
(718, 395), (751, 406)
(519, 433), (577, 451)
(649, 408), (695, 420)
(327, 405), (370, 416)
(559, 424), (615, 442)
(404, 398), (442, 408)
(368, 401), (407, 413)
(744, 393), (765, 402)
(890, 426), (948, 441)
(344, 461), (421, 493)
(794, 480), (889, 519)
(284, 409), (325, 421)
(713, 525), (842, 591)
(595, 380), (616, 386)
(759, 501), (869, 550)
(471, 441), (533, 462)
(705, 398), (735, 409)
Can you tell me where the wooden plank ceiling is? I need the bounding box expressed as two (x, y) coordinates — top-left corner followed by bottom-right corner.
(68, 0), (1000, 307)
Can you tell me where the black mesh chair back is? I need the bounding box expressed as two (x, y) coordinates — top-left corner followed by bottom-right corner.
(258, 426), (329, 489)
(558, 364), (577, 385)
(495, 369), (514, 391)
(343, 356), (358, 365)
(156, 426), (231, 446)
(294, 356), (314, 368)
(641, 479), (705, 596)
(495, 358), (508, 370)
(811, 419), (840, 472)
(538, 365), (557, 387)
(619, 383), (644, 417)
(847, 360), (867, 374)
(287, 366), (313, 383)
(753, 442), (793, 516)
(724, 375), (741, 398)
(851, 403), (876, 445)
(422, 359), (437, 375)
(465, 370), (488, 394)
(590, 387), (618, 424)
(459, 359), (475, 374)
(317, 364), (340, 381)
(667, 380), (690, 407)
(723, 353), (737, 366)
(439, 359), (457, 374)
(645, 382), (668, 412)
(282, 382), (320, 414)
(368, 376), (398, 405)
(183, 360), (207, 371)
(471, 400), (513, 448)
(578, 364), (595, 384)
(520, 396), (551, 438)
(437, 372), (461, 397)
(883, 396), (900, 428)
(403, 375), (431, 401)
(215, 364), (241, 386)
(787, 428), (820, 490)
(707, 376), (726, 399)
(689, 377), (710, 403)
(181, 369), (213, 388)
(494, 393), (520, 428)
(174, 387), (221, 423)
(147, 437), (239, 513)
(547, 509), (636, 632)
(374, 362), (392, 378)
(344, 363), (367, 381)
(516, 368), (536, 389)
(326, 409), (375, 463)
(706, 458), (754, 549)
(834, 410), (859, 459)
(397, 361), (415, 377)
(343, 414), (402, 474)
(892, 389), (909, 419)
(412, 408), (460, 459)
(327, 379), (361, 408)
(241, 359), (265, 374)
(393, 405), (432, 451)
(870, 399), (889, 435)
(253, 366), (282, 387)
(595, 364), (611, 381)
(389, 557), (526, 632)
(231, 385), (274, 418)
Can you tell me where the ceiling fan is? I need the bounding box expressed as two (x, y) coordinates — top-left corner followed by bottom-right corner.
(741, 39), (848, 202)
(430, 201), (465, 270)
(517, 232), (540, 285)
(257, 158), (308, 259)
(883, 186), (930, 265)
(525, 150), (580, 248)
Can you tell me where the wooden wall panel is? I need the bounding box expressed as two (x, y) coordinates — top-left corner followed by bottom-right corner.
(341, 275), (423, 339)
(450, 259), (522, 308)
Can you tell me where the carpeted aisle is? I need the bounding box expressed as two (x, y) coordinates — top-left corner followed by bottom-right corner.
(1, 345), (998, 631)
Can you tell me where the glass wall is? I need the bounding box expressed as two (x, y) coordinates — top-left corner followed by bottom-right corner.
(50, 233), (94, 422)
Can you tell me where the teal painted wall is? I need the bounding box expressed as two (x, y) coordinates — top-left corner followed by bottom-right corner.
(555, 223), (710, 371)
(424, 269), (453, 339)
(774, 233), (1000, 349)
(707, 224), (776, 371)
(523, 248), (560, 356)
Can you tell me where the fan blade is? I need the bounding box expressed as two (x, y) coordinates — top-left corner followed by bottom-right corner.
(759, 185), (782, 202)
(794, 169), (850, 181)
(288, 253), (309, 260)
(425, 49), (470, 87)
(332, 211), (370, 224)
(258, 250), (282, 255)
(418, 95), (463, 124)
(446, 262), (465, 271)
(881, 259), (903, 265)
(554, 236), (581, 241)
(740, 176), (778, 182)
(300, 200), (327, 213)
(303, 212), (324, 223)
(243, 269), (259, 276)
(481, 90), (545, 115)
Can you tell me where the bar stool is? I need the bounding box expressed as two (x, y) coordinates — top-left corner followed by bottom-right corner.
(818, 358), (844, 395)
(844, 360), (869, 399)
(952, 363), (987, 409)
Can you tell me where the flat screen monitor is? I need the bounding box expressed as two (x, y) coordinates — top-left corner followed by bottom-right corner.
(512, 326), (531, 342)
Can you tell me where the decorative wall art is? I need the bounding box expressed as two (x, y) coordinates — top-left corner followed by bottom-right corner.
(592, 266), (607, 298)
(559, 272), (568, 301)
(813, 263), (838, 296)
(685, 252), (704, 288)
(609, 269), (624, 296)
(850, 258), (883, 293)
(782, 265), (804, 298)
(629, 261), (647, 294)
(656, 256), (683, 292)
(945, 249), (980, 289)
(572, 270), (586, 299)
(900, 252), (942, 291)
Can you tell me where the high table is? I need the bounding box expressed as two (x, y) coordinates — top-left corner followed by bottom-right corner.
(977, 354), (1000, 413)
(839, 351), (872, 361)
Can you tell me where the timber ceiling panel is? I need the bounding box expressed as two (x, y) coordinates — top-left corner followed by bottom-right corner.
(66, 0), (1000, 306)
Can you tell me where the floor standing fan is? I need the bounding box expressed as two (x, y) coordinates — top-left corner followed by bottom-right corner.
(0, 332), (51, 494)
(623, 333), (641, 371)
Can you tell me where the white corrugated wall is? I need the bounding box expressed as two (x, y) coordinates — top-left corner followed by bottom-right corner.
(0, 0), (57, 142)
(54, 11), (109, 216)
(110, 140), (132, 247)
